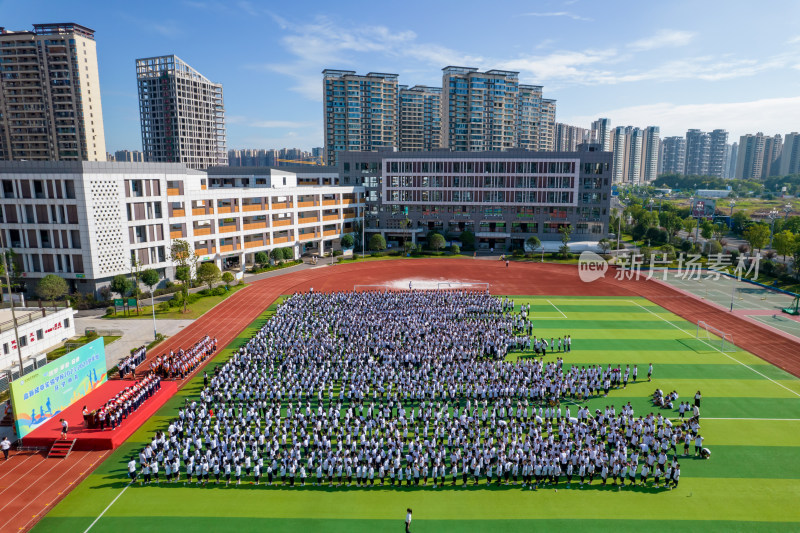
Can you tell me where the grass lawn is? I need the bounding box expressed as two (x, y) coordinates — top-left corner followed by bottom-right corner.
(46, 335), (120, 361)
(107, 283), (248, 320)
(33, 295), (800, 532)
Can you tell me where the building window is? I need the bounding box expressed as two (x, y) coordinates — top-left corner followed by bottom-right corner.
(37, 329), (44, 340)
(18, 336), (27, 348)
(2, 343), (7, 355)
(64, 318), (70, 328)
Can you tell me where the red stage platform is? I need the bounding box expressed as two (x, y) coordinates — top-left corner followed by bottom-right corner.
(21, 379), (177, 451)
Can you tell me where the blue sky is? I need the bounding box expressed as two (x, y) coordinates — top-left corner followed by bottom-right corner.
(4, 0), (800, 151)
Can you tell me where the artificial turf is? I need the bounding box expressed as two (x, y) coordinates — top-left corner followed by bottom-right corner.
(31, 296), (800, 532)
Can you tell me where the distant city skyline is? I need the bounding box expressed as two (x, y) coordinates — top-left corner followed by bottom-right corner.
(3, 1), (799, 152)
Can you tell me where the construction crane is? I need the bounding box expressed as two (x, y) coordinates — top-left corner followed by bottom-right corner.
(276, 157), (322, 166)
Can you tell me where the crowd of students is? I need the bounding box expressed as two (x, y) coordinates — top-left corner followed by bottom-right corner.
(129, 290), (701, 491)
(118, 346), (147, 379)
(84, 374), (162, 430)
(149, 336), (218, 379)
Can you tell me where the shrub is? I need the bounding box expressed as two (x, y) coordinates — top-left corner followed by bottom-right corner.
(512, 249), (523, 257)
(105, 306), (115, 316)
(449, 244), (460, 254)
(281, 247), (294, 260)
(213, 287), (226, 296)
(157, 302), (170, 312)
(333, 249), (343, 257)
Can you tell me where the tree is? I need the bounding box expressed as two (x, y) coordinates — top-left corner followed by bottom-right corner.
(704, 240), (723, 256)
(281, 247), (294, 261)
(659, 211), (682, 236)
(773, 230), (796, 261)
(525, 235), (541, 254)
(110, 274), (132, 299)
(460, 230), (476, 251)
(428, 232), (446, 251)
(254, 251), (269, 268)
(743, 223), (770, 254)
(700, 220), (714, 240)
(269, 248), (283, 263)
(222, 271), (235, 289)
(340, 234), (355, 249)
(369, 233), (387, 252)
(631, 223), (647, 242)
(36, 274), (68, 310)
(732, 211), (750, 235)
(597, 238), (611, 254)
(170, 239), (197, 314)
(140, 268), (160, 320)
(558, 225), (572, 259)
(683, 217), (697, 238)
(196, 262), (221, 291)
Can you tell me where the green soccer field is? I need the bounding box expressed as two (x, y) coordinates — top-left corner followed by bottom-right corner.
(31, 296), (800, 533)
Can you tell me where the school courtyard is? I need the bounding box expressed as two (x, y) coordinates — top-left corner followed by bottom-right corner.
(2, 259), (799, 532)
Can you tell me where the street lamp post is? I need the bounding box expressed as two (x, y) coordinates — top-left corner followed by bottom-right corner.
(648, 198), (654, 212)
(768, 209), (779, 248)
(690, 197), (700, 242)
(785, 203), (792, 220)
(615, 202), (626, 255)
(729, 200), (736, 217)
(0, 231), (24, 378)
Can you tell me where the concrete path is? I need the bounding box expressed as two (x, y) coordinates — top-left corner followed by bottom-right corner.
(74, 315), (193, 370)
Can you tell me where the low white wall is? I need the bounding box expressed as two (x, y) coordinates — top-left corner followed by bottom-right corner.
(0, 307), (76, 371)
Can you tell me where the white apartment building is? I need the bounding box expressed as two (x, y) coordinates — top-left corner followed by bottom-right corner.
(0, 161), (364, 295)
(0, 23), (106, 162)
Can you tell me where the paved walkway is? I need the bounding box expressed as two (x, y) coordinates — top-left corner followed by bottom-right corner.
(73, 316), (194, 369)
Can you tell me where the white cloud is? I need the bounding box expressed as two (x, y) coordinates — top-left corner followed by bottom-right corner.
(629, 29), (695, 51)
(522, 11), (591, 21)
(787, 35), (800, 45)
(562, 96), (800, 139)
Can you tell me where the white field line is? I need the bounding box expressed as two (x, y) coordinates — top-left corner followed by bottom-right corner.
(546, 299), (567, 319)
(703, 417), (800, 421)
(627, 300), (800, 399)
(84, 481), (131, 533)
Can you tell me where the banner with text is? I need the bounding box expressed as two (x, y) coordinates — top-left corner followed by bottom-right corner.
(10, 337), (107, 438)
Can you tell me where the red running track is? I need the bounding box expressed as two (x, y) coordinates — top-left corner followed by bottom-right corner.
(3, 258), (799, 532)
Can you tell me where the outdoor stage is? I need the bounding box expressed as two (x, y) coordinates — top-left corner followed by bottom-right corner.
(21, 379), (177, 451)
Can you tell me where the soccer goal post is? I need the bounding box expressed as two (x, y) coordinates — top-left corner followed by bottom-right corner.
(436, 282), (490, 292)
(696, 320), (736, 352)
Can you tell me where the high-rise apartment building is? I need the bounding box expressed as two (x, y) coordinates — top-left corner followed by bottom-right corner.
(442, 67), (520, 151)
(517, 84), (543, 151)
(554, 123), (589, 152)
(398, 85), (441, 151)
(660, 137), (687, 175)
(708, 129), (729, 178)
(611, 126), (651, 184)
(590, 118), (612, 151)
(778, 133), (800, 176)
(684, 129), (710, 176)
(322, 70), (398, 166)
(736, 133), (775, 179)
(539, 99), (556, 151)
(136, 55), (227, 170)
(641, 126), (660, 183)
(726, 142), (738, 179)
(114, 150), (144, 163)
(0, 23), (106, 161)
(763, 134), (782, 178)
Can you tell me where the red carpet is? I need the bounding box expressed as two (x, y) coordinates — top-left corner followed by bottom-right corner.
(22, 380), (177, 451)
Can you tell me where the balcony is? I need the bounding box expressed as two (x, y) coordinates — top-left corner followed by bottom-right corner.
(343, 212), (357, 219)
(322, 199), (338, 206)
(272, 236), (290, 244)
(243, 222), (267, 231)
(272, 219), (291, 227)
(299, 233), (316, 241)
(217, 205), (237, 214)
(271, 202), (288, 210)
(323, 229), (337, 237)
(297, 201), (315, 208)
(219, 244), (236, 253)
(193, 226), (212, 236)
(167, 188), (181, 196)
(244, 240), (264, 249)
(242, 204), (262, 212)
(219, 225), (238, 234)
(323, 214), (339, 222)
(169, 230), (183, 239)
(171, 209), (186, 217)
(192, 208), (213, 216)
(298, 216), (318, 225)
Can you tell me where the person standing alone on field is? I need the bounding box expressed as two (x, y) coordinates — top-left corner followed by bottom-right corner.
(405, 508), (412, 532)
(1, 436), (10, 460)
